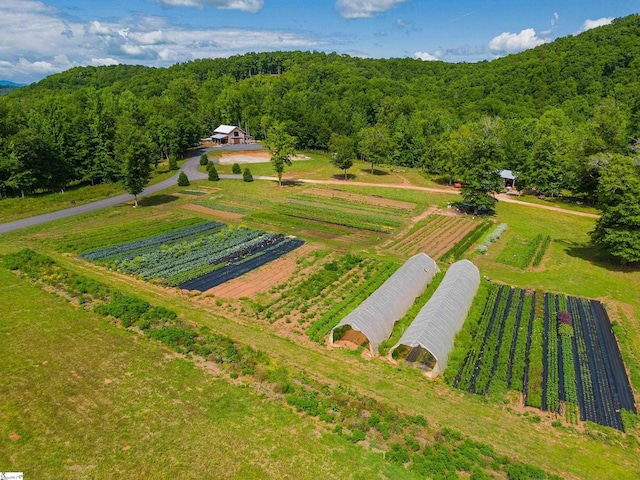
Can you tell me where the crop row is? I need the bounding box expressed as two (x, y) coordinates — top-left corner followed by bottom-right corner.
(178, 237), (304, 291)
(289, 195), (408, 218)
(116, 227), (269, 281)
(79, 220), (221, 260)
(441, 221), (493, 262)
(306, 261), (398, 343)
(275, 202), (401, 233)
(454, 285), (634, 430)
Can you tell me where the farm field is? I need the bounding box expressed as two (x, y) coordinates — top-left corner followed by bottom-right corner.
(80, 220), (304, 290)
(1, 176), (639, 479)
(452, 285), (635, 430)
(0, 269), (416, 480)
(385, 212), (491, 261)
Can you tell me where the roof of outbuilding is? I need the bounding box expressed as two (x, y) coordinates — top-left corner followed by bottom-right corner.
(214, 124), (241, 134)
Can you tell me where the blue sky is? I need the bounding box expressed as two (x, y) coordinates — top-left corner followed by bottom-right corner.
(0, 0), (637, 83)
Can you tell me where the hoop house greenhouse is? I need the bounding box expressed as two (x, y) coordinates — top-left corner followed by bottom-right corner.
(330, 253), (439, 354)
(389, 259), (480, 374)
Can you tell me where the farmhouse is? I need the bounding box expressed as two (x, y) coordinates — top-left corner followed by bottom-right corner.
(210, 124), (252, 145)
(330, 253), (439, 354)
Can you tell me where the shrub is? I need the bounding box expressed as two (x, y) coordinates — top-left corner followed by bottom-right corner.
(94, 294), (150, 327)
(386, 443), (410, 464)
(242, 167), (253, 182)
(199, 153), (209, 166)
(168, 155), (178, 170)
(232, 163), (241, 174)
(208, 164), (219, 181)
(178, 171), (190, 186)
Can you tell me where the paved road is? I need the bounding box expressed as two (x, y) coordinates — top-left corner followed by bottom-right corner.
(0, 146), (597, 234)
(0, 145), (257, 234)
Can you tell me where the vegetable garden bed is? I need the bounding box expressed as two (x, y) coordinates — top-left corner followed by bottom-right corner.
(80, 222), (303, 291)
(453, 285), (636, 430)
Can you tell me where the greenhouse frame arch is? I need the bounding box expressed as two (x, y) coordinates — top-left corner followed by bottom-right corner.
(330, 253), (439, 354)
(388, 259), (480, 374)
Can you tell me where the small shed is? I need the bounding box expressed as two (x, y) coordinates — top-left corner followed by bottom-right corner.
(500, 170), (517, 189)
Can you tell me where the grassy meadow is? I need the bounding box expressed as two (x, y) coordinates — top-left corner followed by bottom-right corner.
(1, 166), (639, 479)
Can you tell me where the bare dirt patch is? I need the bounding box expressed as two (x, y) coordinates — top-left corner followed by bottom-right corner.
(334, 329), (367, 349)
(216, 151), (309, 165)
(181, 203), (244, 220)
(205, 243), (316, 299)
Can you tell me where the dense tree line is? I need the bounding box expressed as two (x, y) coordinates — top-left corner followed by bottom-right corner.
(1, 15), (640, 259)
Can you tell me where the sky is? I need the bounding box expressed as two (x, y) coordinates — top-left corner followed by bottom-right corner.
(0, 0), (637, 84)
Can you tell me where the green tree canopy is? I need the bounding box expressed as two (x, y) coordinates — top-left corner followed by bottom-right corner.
(591, 154), (640, 264)
(264, 122), (296, 186)
(328, 133), (355, 180)
(119, 124), (153, 207)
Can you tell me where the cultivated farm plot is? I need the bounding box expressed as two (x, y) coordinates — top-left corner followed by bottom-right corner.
(301, 187), (417, 212)
(385, 214), (481, 260)
(454, 284), (636, 430)
(80, 221), (304, 292)
(261, 254), (399, 343)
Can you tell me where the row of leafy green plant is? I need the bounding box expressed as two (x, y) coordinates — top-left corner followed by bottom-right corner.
(80, 222), (297, 288)
(496, 234), (552, 269)
(289, 194), (409, 218)
(449, 282), (634, 430)
(307, 261), (399, 343)
(55, 216), (206, 253)
(441, 220), (493, 262)
(275, 201), (402, 233)
(2, 248), (562, 480)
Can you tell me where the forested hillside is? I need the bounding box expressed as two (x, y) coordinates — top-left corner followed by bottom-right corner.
(1, 14), (639, 202)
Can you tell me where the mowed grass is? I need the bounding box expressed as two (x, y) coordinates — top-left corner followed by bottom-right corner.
(2, 178), (640, 479)
(209, 150), (445, 188)
(0, 166), (176, 225)
(0, 269), (415, 480)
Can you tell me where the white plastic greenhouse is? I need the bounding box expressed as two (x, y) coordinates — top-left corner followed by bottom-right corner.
(388, 259), (480, 374)
(330, 253), (439, 354)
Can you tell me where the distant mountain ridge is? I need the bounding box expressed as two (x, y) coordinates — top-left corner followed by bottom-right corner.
(0, 80), (26, 87)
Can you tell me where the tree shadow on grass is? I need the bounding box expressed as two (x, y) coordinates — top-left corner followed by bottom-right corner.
(331, 173), (357, 181)
(138, 194), (180, 207)
(560, 239), (640, 273)
(360, 168), (389, 176)
(278, 179), (305, 187)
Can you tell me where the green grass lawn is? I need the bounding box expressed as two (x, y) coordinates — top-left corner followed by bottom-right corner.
(0, 269), (416, 480)
(0, 167), (176, 225)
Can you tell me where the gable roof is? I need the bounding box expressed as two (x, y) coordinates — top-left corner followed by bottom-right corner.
(214, 124), (243, 135)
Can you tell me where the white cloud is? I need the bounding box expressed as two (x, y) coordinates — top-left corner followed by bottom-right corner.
(0, 0), (320, 83)
(153, 0), (263, 13)
(336, 0), (407, 19)
(414, 51), (439, 61)
(581, 17), (614, 32)
(541, 12), (559, 35)
(91, 57), (120, 66)
(488, 28), (546, 53)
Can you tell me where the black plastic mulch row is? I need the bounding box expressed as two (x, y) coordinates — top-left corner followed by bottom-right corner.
(577, 298), (623, 430)
(569, 297), (596, 423)
(178, 238), (304, 291)
(590, 301), (637, 413)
